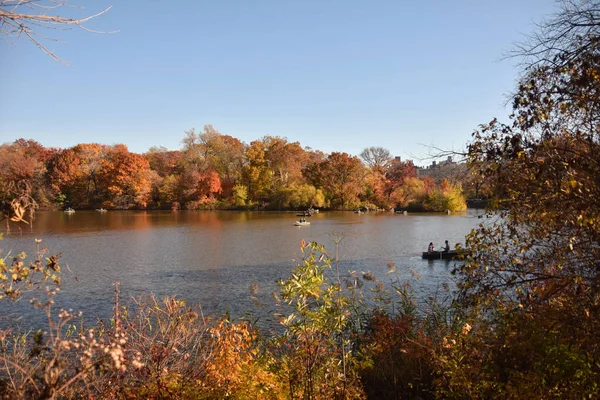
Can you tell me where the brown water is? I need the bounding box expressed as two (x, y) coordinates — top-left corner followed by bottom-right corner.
(1, 210), (484, 329)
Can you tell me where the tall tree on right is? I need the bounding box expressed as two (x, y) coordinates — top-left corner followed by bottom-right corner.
(442, 1), (600, 397)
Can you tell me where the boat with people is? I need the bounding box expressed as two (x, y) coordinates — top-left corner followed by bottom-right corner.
(297, 207), (319, 217)
(294, 220), (311, 226)
(96, 208), (107, 212)
(422, 250), (459, 260)
(64, 207), (75, 213)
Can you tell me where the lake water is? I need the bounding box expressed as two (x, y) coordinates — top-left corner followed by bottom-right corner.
(1, 210), (484, 330)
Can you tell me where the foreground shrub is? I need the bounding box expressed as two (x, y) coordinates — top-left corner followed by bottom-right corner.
(272, 240), (366, 399)
(434, 307), (600, 399)
(359, 311), (436, 400)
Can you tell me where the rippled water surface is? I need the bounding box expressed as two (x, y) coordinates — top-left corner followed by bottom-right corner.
(1, 210), (485, 329)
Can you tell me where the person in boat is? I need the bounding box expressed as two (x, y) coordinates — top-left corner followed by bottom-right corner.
(443, 240), (450, 253)
(428, 242), (434, 253)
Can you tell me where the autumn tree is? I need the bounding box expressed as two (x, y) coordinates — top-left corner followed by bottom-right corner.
(258, 137), (312, 209)
(97, 144), (154, 209)
(143, 147), (185, 208)
(262, 136), (308, 188)
(198, 130), (245, 198)
(46, 143), (107, 207)
(301, 148), (327, 187)
(443, 1), (600, 397)
(361, 168), (388, 209)
(157, 174), (181, 209)
(242, 139), (272, 204)
(179, 169), (222, 209)
(144, 146), (183, 178)
(181, 128), (207, 168)
(358, 147), (393, 209)
(178, 127), (226, 208)
(462, 0), (600, 310)
(422, 179), (466, 212)
(0, 139), (49, 228)
(309, 152), (366, 209)
(384, 159), (417, 205)
(47, 147), (84, 206)
(390, 176), (424, 209)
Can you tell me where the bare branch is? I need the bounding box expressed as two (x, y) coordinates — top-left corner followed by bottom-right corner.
(359, 146), (392, 169)
(0, 0), (116, 64)
(507, 0), (600, 70)
(413, 142), (468, 164)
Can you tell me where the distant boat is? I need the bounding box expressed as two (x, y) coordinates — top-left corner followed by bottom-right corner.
(64, 207), (75, 213)
(354, 209), (363, 214)
(422, 250), (459, 260)
(96, 208), (107, 212)
(294, 220), (311, 226)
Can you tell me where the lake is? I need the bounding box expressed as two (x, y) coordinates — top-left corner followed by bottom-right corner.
(1, 210), (484, 330)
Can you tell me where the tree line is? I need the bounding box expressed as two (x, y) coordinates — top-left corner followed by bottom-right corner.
(0, 130), (470, 214)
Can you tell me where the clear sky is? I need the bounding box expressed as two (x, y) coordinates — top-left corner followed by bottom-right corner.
(0, 0), (559, 163)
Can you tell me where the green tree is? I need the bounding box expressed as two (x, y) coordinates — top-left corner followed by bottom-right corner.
(231, 184), (248, 207)
(158, 174), (181, 209)
(275, 241), (365, 399)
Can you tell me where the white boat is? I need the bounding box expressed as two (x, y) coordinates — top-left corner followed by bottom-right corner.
(64, 207), (75, 213)
(96, 208), (107, 212)
(294, 220), (311, 226)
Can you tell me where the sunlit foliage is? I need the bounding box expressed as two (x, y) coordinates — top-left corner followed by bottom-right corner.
(449, 1), (600, 397)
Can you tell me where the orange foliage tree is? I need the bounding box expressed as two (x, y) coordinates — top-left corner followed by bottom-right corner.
(307, 152), (366, 209)
(99, 145), (154, 209)
(0, 139), (49, 228)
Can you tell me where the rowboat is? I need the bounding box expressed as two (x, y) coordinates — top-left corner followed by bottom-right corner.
(421, 250), (459, 260)
(294, 221), (311, 226)
(64, 208), (75, 213)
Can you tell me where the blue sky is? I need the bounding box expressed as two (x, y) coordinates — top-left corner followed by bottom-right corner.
(0, 0), (559, 164)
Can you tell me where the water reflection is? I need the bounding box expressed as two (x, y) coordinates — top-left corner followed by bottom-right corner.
(1, 210), (483, 330)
